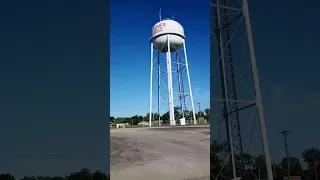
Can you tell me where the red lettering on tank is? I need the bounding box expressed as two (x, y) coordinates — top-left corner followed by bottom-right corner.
(153, 23), (166, 35)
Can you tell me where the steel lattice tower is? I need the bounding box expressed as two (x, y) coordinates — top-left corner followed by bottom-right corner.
(214, 0), (244, 175)
(210, 0), (274, 179)
(176, 51), (187, 118)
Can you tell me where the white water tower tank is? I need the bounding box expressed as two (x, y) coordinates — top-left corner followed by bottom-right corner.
(150, 19), (185, 53)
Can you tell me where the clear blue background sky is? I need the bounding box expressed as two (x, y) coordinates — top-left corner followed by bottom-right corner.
(211, 0), (320, 163)
(251, 0), (320, 163)
(110, 0), (210, 118)
(0, 0), (109, 177)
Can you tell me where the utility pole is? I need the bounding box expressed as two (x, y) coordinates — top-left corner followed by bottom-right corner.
(279, 130), (291, 180)
(198, 102), (201, 116)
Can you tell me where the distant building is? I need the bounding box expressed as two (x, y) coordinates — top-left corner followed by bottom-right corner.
(116, 124), (126, 128)
(180, 118), (186, 125)
(198, 117), (207, 123)
(152, 120), (163, 126)
(138, 121), (149, 127)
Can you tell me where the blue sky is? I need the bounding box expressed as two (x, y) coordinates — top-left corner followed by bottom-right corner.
(250, 0), (320, 163)
(209, 0), (320, 163)
(110, 0), (210, 117)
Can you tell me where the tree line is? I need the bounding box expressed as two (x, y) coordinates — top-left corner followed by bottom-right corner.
(111, 106), (210, 125)
(211, 141), (320, 180)
(0, 169), (109, 180)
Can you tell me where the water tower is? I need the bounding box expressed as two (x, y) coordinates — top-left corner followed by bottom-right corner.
(148, 17), (196, 126)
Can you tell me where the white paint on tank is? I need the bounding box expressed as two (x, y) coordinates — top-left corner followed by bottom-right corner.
(150, 19), (185, 52)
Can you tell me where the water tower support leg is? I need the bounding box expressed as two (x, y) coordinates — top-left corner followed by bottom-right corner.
(158, 52), (161, 127)
(242, 0), (274, 179)
(166, 35), (175, 126)
(182, 40), (197, 124)
(149, 43), (154, 127)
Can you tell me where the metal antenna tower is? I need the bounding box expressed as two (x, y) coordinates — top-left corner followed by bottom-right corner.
(176, 51), (187, 119)
(210, 0), (274, 179)
(279, 130), (291, 180)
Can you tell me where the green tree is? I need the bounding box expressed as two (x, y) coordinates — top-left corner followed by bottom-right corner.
(210, 141), (223, 179)
(174, 106), (183, 120)
(0, 169), (109, 180)
(67, 168), (92, 180)
(147, 113), (158, 120)
(302, 147), (320, 179)
(0, 174), (15, 180)
(187, 110), (194, 120)
(161, 111), (169, 121)
(131, 115), (141, 125)
(152, 113), (160, 121)
(280, 157), (302, 176)
(204, 108), (210, 120)
(253, 155), (266, 170)
(110, 116), (115, 123)
(302, 147), (320, 167)
(92, 171), (107, 180)
(196, 111), (205, 119)
(252, 155), (267, 179)
(235, 152), (254, 169)
(272, 163), (283, 179)
(51, 177), (65, 180)
(20, 177), (37, 180)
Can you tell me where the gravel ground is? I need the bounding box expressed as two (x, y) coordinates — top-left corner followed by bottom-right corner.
(110, 126), (210, 180)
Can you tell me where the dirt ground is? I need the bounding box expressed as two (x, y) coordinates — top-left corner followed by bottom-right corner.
(110, 126), (210, 180)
